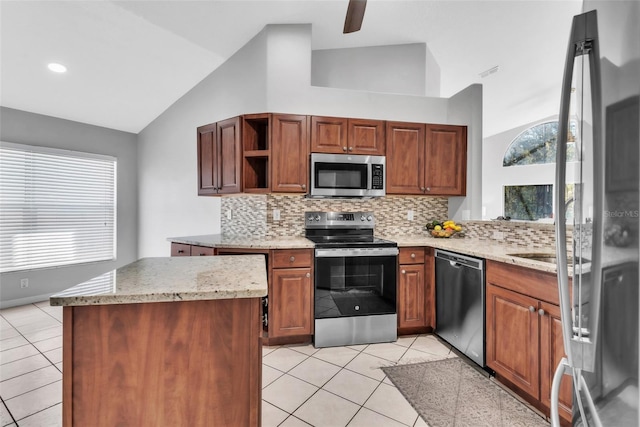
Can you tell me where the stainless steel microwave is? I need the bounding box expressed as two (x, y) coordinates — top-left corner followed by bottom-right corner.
(310, 153), (385, 198)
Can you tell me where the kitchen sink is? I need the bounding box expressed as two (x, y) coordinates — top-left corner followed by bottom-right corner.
(508, 252), (558, 264)
(507, 252), (591, 265)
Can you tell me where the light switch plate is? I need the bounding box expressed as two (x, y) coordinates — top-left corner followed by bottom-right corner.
(407, 210), (414, 221)
(273, 209), (281, 221)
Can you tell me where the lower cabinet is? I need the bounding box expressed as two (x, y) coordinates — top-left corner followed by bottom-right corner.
(170, 243), (216, 257)
(486, 261), (572, 423)
(268, 249), (314, 343)
(397, 247), (434, 334)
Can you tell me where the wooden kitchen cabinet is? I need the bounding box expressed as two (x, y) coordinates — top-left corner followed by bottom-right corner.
(268, 249), (313, 341)
(197, 117), (242, 195)
(310, 116), (385, 155)
(170, 242), (216, 257)
(398, 247), (427, 332)
(424, 124), (467, 196)
(271, 114), (309, 193)
(242, 113), (271, 193)
(485, 261), (572, 423)
(386, 121), (467, 196)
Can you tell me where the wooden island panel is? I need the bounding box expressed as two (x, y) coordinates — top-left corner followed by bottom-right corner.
(63, 298), (261, 426)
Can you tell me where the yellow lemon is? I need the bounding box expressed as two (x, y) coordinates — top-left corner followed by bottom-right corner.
(434, 225), (442, 231)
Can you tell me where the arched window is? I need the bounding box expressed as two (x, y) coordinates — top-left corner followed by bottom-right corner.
(503, 121), (577, 166)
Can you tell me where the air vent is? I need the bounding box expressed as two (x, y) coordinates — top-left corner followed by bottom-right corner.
(479, 65), (499, 78)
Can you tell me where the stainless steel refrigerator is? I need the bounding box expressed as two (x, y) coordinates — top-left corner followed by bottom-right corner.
(552, 1), (640, 426)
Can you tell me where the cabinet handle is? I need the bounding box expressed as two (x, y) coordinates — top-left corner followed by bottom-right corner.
(426, 187), (431, 192)
(538, 309), (546, 316)
(410, 253), (416, 259)
(177, 250), (185, 254)
(348, 147), (353, 151)
(420, 186), (426, 192)
(342, 146), (348, 151)
(306, 273), (310, 278)
(290, 256), (295, 262)
(401, 269), (406, 274)
(301, 184), (306, 190)
(529, 306), (535, 313)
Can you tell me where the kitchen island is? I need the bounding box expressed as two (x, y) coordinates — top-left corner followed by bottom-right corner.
(50, 256), (267, 427)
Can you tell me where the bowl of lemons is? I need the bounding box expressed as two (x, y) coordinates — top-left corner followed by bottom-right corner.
(425, 220), (464, 238)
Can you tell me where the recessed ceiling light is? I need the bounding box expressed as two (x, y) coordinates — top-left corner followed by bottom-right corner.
(47, 63), (67, 73)
(479, 65), (499, 78)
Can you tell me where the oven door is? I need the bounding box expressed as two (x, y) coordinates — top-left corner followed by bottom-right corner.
(314, 247), (398, 319)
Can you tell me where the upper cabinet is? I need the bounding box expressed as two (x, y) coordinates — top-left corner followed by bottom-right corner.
(386, 121), (467, 196)
(197, 117), (242, 195)
(424, 124), (467, 196)
(271, 114), (309, 193)
(311, 116), (385, 155)
(198, 113), (467, 197)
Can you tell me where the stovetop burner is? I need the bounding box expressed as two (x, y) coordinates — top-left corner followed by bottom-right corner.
(304, 211), (396, 248)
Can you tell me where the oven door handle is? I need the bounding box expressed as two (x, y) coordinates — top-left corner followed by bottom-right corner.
(315, 247), (399, 258)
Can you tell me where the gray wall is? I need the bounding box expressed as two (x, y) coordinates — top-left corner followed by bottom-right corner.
(137, 24), (482, 258)
(0, 107), (138, 307)
(311, 43), (427, 96)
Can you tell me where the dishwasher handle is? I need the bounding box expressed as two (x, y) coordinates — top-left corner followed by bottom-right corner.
(435, 249), (484, 271)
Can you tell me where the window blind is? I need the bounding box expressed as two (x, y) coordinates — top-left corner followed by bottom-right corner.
(0, 142), (116, 273)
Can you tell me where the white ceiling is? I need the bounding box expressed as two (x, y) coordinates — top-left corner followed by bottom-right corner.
(0, 0), (582, 136)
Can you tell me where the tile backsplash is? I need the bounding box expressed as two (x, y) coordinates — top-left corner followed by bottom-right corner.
(220, 194), (563, 249)
(221, 194), (448, 237)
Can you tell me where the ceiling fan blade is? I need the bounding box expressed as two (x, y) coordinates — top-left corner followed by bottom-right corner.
(343, 0), (367, 33)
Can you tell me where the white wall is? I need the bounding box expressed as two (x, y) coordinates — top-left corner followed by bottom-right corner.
(448, 84), (483, 220)
(0, 107), (138, 307)
(137, 24), (483, 257)
(311, 43), (427, 96)
(137, 28), (270, 258)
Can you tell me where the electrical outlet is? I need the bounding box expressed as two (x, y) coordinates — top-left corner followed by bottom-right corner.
(20, 278), (29, 288)
(407, 210), (414, 221)
(273, 209), (281, 221)
(492, 231), (504, 240)
(226, 209), (232, 220)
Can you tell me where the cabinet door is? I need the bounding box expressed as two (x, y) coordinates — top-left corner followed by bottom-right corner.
(197, 123), (218, 195)
(348, 119), (385, 155)
(539, 301), (573, 423)
(271, 114), (309, 193)
(216, 117), (242, 194)
(270, 268), (312, 337)
(424, 124), (467, 196)
(385, 122), (425, 194)
(310, 116), (347, 154)
(398, 264), (426, 329)
(486, 283), (540, 399)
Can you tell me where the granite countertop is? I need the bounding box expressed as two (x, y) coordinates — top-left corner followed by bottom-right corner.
(167, 234), (637, 274)
(167, 234), (314, 249)
(50, 256), (268, 307)
(385, 235), (638, 274)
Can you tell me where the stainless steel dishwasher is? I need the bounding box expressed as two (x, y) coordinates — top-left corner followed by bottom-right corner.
(435, 249), (485, 367)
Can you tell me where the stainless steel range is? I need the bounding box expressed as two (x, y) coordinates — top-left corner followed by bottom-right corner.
(305, 211), (398, 348)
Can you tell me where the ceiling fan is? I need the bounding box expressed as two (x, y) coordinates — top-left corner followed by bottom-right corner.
(343, 0), (367, 33)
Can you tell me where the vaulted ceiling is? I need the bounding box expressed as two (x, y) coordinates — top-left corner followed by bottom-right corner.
(0, 1), (582, 136)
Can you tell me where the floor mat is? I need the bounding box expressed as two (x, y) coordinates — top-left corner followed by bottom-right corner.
(382, 358), (550, 427)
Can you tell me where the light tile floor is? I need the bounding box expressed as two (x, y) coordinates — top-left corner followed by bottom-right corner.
(1, 302), (458, 426)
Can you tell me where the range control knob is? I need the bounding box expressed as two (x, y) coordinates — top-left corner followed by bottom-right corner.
(307, 215), (314, 221)
(314, 214), (321, 221)
(367, 215), (373, 221)
(360, 215), (366, 221)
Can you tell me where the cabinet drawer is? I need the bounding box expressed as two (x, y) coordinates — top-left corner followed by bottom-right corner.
(171, 243), (192, 256)
(191, 245), (215, 256)
(399, 247), (425, 264)
(272, 249), (313, 268)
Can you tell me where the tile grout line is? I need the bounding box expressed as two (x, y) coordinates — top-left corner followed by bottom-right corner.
(1, 397), (17, 427)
